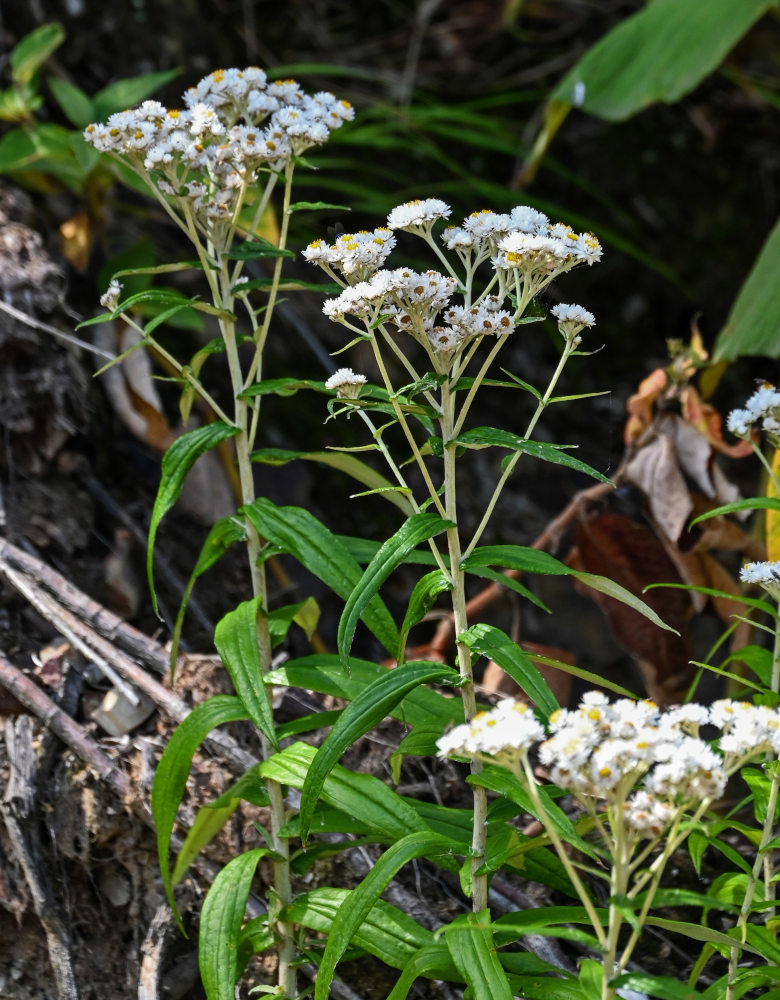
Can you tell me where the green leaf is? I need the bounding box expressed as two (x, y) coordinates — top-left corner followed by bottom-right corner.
(214, 599), (277, 748)
(452, 427), (612, 484)
(92, 68), (181, 121)
(445, 911), (513, 1000)
(645, 917), (762, 956)
(151, 695), (248, 927)
(458, 623), (559, 717)
(243, 498), (399, 655)
(610, 974), (703, 1000)
(299, 660), (459, 842)
(261, 742), (428, 843)
(742, 767), (779, 825)
(550, 0), (772, 122)
(398, 570), (452, 661)
(48, 77), (94, 129)
(241, 377), (330, 398)
(285, 887), (432, 969)
(199, 849), (267, 1000)
(288, 200), (351, 213)
(225, 238), (294, 260)
(173, 768), (269, 886)
(11, 23), (65, 86)
(689, 496), (780, 525)
(237, 277), (340, 293)
(463, 545), (678, 635)
(146, 422), (238, 615)
(268, 597), (320, 645)
(386, 944), (461, 1000)
(251, 447), (415, 515)
(314, 832), (459, 1000)
(507, 978), (586, 1000)
(170, 515), (245, 671)
(338, 512), (453, 663)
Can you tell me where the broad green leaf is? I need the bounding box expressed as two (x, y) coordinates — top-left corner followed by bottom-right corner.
(92, 68), (181, 121)
(280, 802), (370, 839)
(151, 695), (247, 926)
(458, 623), (559, 717)
(452, 427), (612, 485)
(236, 916), (274, 977)
(243, 498), (399, 654)
(314, 832), (459, 1000)
(173, 768), (269, 886)
(386, 944), (461, 1000)
(275, 708), (342, 741)
(493, 906), (607, 946)
(464, 545), (678, 635)
(551, 0), (771, 122)
(251, 447), (415, 514)
(507, 978), (586, 1000)
(261, 742), (428, 842)
(398, 570), (452, 661)
(715, 212), (780, 361)
(299, 660), (459, 841)
(199, 849), (268, 1000)
(48, 77), (94, 129)
(147, 422), (239, 615)
(445, 911), (513, 1000)
(742, 767), (779, 825)
(241, 377), (329, 398)
(170, 515), (245, 671)
(267, 654), (464, 730)
(214, 599), (277, 747)
(338, 512), (453, 662)
(284, 887), (432, 968)
(610, 973), (703, 1000)
(645, 916), (762, 956)
(11, 23), (65, 86)
(689, 496), (780, 525)
(268, 597), (320, 645)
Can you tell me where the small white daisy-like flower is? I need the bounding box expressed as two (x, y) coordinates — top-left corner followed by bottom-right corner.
(387, 198), (452, 232)
(740, 560), (780, 601)
(100, 279), (123, 311)
(325, 368), (367, 399)
(437, 698), (544, 760)
(508, 205), (549, 233)
(551, 303), (595, 345)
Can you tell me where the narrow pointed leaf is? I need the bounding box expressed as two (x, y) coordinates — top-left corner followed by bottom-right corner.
(151, 695), (247, 927)
(299, 660), (459, 841)
(452, 427), (612, 484)
(93, 68), (181, 120)
(147, 422), (239, 615)
(459, 623), (559, 716)
(445, 910), (513, 1000)
(338, 513), (453, 662)
(314, 832), (459, 1000)
(244, 498), (399, 654)
(215, 599), (277, 748)
(199, 849), (268, 1000)
(387, 944), (461, 1000)
(398, 570), (452, 660)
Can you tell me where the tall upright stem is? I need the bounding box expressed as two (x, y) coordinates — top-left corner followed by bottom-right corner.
(441, 379), (488, 910)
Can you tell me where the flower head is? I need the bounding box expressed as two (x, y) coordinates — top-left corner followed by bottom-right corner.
(387, 198), (452, 233)
(100, 279), (123, 311)
(740, 560), (780, 602)
(551, 303), (595, 346)
(325, 368), (367, 399)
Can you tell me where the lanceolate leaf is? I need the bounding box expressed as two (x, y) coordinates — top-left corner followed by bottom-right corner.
(458, 623), (559, 717)
(445, 911), (513, 1000)
(251, 447), (415, 514)
(147, 422), (239, 616)
(338, 512), (453, 663)
(314, 832), (459, 1000)
(398, 570), (453, 660)
(214, 599), (277, 748)
(463, 545), (678, 634)
(199, 849), (269, 1000)
(452, 427), (612, 484)
(243, 498), (399, 655)
(151, 695), (248, 927)
(387, 944), (461, 1000)
(299, 660), (459, 841)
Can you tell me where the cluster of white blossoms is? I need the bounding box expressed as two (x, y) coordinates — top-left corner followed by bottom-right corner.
(727, 382), (780, 440)
(437, 691), (780, 839)
(324, 367), (367, 399)
(306, 198), (599, 375)
(84, 68), (353, 227)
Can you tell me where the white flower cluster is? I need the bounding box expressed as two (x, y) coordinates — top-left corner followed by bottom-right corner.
(324, 367), (367, 399)
(438, 691), (780, 840)
(551, 303), (596, 346)
(84, 68), (353, 227)
(727, 383), (780, 440)
(740, 560), (780, 602)
(100, 279), (123, 311)
(387, 198), (452, 233)
(303, 227), (397, 280)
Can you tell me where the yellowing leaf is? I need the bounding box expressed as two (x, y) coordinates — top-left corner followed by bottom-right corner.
(767, 448), (780, 560)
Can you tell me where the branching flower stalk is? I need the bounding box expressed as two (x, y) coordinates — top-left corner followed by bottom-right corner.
(308, 198), (602, 912)
(86, 66), (354, 999)
(438, 692), (780, 1000)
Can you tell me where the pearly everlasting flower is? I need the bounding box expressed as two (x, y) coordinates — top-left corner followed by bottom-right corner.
(551, 303), (595, 346)
(727, 383), (780, 442)
(623, 790), (676, 838)
(508, 205), (549, 233)
(387, 198), (451, 232)
(740, 560), (780, 602)
(303, 228), (396, 280)
(325, 368), (367, 399)
(100, 280), (123, 311)
(437, 698), (545, 761)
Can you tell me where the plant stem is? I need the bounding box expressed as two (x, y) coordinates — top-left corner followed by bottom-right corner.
(440, 378), (488, 910)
